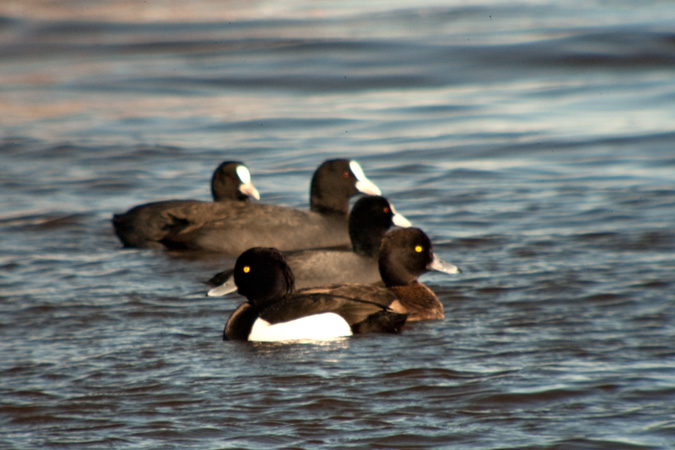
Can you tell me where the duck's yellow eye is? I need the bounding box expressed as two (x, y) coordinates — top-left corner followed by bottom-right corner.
(243, 266), (251, 273)
(415, 245), (423, 253)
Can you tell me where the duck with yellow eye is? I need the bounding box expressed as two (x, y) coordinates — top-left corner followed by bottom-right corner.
(372, 227), (460, 321)
(304, 227), (459, 321)
(223, 227), (459, 342)
(224, 247), (407, 342)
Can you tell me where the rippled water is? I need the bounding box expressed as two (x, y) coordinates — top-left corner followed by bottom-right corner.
(2, 1), (674, 448)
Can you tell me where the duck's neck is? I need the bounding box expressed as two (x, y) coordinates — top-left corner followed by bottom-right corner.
(379, 257), (417, 288)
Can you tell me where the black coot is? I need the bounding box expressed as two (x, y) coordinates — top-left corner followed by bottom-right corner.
(160, 159), (381, 254)
(113, 161), (259, 248)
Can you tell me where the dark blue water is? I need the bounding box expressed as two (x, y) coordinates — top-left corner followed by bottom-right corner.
(1, 1), (674, 448)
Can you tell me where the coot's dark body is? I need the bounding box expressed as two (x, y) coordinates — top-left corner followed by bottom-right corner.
(152, 159), (381, 254)
(113, 161), (259, 248)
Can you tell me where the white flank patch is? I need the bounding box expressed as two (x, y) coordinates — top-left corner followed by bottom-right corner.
(249, 313), (353, 342)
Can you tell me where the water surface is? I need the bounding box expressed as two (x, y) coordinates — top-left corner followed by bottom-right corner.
(1, 1), (674, 448)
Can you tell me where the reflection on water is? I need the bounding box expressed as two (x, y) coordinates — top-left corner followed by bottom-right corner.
(1, 0), (675, 449)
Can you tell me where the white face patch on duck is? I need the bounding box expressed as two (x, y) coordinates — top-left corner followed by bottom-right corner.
(248, 313), (353, 342)
(349, 160), (382, 196)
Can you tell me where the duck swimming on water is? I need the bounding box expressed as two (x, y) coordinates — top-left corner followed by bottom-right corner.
(223, 247), (407, 342)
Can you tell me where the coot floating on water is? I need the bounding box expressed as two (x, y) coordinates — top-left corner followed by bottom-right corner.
(113, 160), (259, 249)
(158, 159), (382, 254)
